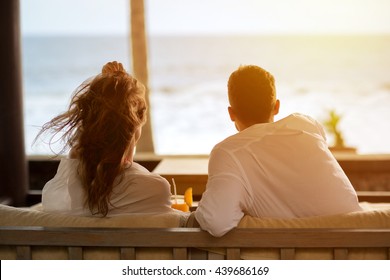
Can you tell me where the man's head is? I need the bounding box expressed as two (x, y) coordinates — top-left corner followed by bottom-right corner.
(227, 65), (279, 130)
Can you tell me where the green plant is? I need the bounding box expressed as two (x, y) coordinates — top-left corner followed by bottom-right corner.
(324, 110), (345, 148)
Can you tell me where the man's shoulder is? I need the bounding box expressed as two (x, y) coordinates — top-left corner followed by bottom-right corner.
(295, 112), (324, 125)
(282, 113), (326, 139)
(281, 113), (321, 128)
(212, 132), (244, 152)
(287, 113), (317, 123)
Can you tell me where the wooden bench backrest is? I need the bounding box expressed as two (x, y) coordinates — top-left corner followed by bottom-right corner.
(1, 227), (390, 260)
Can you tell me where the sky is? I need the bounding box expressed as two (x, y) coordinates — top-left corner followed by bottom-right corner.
(21, 0), (390, 36)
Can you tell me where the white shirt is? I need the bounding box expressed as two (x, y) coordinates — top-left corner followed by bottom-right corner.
(195, 113), (362, 237)
(42, 159), (173, 216)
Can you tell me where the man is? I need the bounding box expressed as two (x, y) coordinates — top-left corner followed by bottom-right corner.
(195, 65), (362, 237)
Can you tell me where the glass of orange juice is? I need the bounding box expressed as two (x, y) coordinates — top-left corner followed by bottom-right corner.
(171, 186), (193, 212)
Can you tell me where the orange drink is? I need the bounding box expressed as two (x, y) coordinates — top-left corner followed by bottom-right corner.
(184, 187), (193, 207)
(171, 203), (190, 212)
(171, 187), (193, 212)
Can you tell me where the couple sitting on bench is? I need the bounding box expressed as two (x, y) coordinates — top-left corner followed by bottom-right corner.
(36, 61), (361, 237)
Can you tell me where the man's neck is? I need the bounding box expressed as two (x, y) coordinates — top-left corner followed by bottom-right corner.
(238, 116), (274, 131)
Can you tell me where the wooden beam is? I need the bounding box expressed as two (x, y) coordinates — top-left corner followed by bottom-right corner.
(0, 0), (28, 206)
(2, 227), (390, 248)
(130, 0), (154, 153)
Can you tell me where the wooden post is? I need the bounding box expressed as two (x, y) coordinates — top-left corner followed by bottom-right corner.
(130, 0), (154, 153)
(0, 0), (28, 206)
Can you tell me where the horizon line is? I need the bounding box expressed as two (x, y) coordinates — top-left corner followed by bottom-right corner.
(21, 31), (390, 37)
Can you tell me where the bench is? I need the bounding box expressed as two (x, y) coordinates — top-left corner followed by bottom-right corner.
(1, 226), (390, 260)
(1, 203), (390, 260)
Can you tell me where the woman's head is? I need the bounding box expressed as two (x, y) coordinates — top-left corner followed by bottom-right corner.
(73, 61), (146, 164)
(37, 61), (147, 216)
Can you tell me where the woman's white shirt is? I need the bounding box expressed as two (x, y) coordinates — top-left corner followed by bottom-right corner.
(42, 159), (172, 216)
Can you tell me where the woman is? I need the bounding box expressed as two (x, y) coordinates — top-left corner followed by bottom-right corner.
(36, 61), (172, 216)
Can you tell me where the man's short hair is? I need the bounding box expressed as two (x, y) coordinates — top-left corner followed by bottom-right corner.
(228, 65), (276, 123)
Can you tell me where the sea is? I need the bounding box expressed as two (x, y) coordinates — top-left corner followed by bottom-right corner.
(22, 35), (390, 155)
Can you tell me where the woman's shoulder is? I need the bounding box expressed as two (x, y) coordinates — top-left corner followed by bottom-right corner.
(127, 161), (150, 173)
(123, 162), (170, 186)
(126, 162), (160, 177)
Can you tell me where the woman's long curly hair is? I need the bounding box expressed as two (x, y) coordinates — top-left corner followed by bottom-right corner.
(36, 61), (147, 216)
